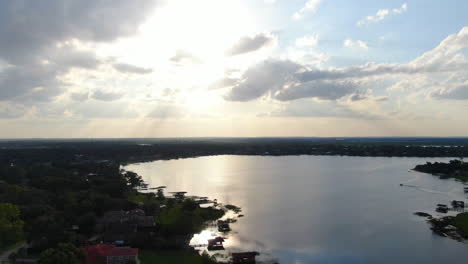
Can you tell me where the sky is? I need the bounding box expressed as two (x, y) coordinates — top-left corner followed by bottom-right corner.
(1, 0), (468, 138)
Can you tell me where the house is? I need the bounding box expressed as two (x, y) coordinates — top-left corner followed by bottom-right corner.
(232, 252), (259, 264)
(217, 220), (230, 232)
(451, 200), (465, 208)
(436, 204), (448, 213)
(82, 244), (139, 264)
(97, 209), (157, 243)
(207, 237), (224, 250)
(170, 191), (187, 200)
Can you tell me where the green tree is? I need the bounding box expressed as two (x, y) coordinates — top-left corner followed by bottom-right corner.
(37, 243), (84, 264)
(0, 203), (24, 248)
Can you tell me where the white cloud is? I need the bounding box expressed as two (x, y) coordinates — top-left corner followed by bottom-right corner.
(170, 50), (203, 64)
(288, 34), (328, 66)
(295, 35), (319, 47)
(293, 0), (321, 20)
(343, 39), (369, 49)
(223, 27), (468, 104)
(357, 3), (408, 26)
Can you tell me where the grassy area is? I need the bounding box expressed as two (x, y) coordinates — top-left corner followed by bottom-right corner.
(451, 212), (468, 236)
(139, 250), (217, 264)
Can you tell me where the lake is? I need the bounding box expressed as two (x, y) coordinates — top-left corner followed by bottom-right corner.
(125, 155), (468, 264)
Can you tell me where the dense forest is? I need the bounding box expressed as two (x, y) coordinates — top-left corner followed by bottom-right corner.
(0, 153), (222, 263)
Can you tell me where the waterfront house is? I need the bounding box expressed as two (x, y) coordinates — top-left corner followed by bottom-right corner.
(98, 209), (157, 243)
(451, 200), (465, 208)
(207, 237), (225, 250)
(232, 252), (259, 264)
(217, 220), (231, 232)
(436, 204), (448, 213)
(82, 244), (139, 264)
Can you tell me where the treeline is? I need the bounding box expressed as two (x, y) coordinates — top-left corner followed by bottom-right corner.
(414, 159), (468, 181)
(1, 140), (468, 166)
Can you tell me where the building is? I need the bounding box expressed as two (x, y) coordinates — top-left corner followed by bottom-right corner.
(97, 209), (157, 243)
(207, 237), (225, 250)
(232, 252), (259, 264)
(82, 244), (139, 264)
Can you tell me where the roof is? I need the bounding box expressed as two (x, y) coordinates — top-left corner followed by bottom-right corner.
(232, 252), (259, 257)
(83, 244), (138, 263)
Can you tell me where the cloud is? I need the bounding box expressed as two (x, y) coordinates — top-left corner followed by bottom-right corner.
(209, 78), (239, 90)
(226, 33), (276, 56)
(293, 0), (321, 20)
(170, 50), (202, 64)
(431, 84), (468, 100)
(0, 0), (159, 102)
(147, 104), (185, 119)
(224, 59), (304, 101)
(343, 39), (369, 49)
(92, 90), (124, 101)
(295, 35), (319, 47)
(113, 63), (153, 74)
(71, 101), (138, 119)
(348, 92), (388, 102)
(357, 3), (408, 26)
(70, 91), (89, 102)
(0, 64), (62, 101)
(274, 81), (358, 101)
(224, 27), (468, 102)
(0, 103), (29, 119)
(261, 99), (385, 119)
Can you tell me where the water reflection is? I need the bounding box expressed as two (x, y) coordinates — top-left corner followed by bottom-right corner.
(126, 156), (468, 264)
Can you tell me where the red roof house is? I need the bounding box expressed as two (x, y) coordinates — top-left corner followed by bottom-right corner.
(82, 244), (139, 264)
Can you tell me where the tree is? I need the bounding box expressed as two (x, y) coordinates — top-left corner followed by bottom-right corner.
(124, 171), (143, 188)
(0, 203), (24, 248)
(37, 243), (84, 264)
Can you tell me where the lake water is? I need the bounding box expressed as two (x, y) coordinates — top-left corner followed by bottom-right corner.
(125, 155), (468, 264)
